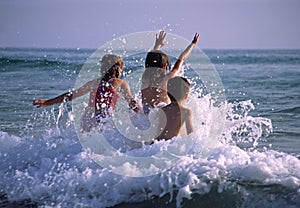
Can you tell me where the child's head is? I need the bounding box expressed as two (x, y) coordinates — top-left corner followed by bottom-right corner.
(167, 76), (190, 102)
(102, 64), (122, 82)
(100, 54), (124, 76)
(145, 50), (171, 70)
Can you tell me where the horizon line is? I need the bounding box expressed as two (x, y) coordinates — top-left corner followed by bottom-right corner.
(1, 46), (300, 51)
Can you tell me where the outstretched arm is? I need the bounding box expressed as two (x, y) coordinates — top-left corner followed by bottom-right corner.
(33, 80), (96, 108)
(169, 33), (199, 76)
(33, 92), (72, 108)
(153, 31), (167, 50)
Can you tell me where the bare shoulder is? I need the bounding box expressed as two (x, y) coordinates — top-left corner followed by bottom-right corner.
(110, 78), (127, 88)
(165, 70), (176, 80)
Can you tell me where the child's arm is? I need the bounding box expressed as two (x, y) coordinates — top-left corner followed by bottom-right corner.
(185, 108), (194, 135)
(119, 80), (141, 112)
(33, 80), (95, 108)
(169, 33), (199, 76)
(153, 31), (167, 50)
(33, 92), (72, 107)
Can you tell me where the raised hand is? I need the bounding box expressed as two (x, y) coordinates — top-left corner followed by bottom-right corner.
(154, 31), (167, 50)
(192, 33), (200, 44)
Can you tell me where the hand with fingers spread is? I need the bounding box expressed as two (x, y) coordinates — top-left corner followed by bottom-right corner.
(153, 31), (167, 50)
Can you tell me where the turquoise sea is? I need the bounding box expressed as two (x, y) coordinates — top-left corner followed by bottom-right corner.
(0, 47), (299, 207)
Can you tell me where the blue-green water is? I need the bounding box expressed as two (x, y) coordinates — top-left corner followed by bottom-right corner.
(0, 48), (299, 207)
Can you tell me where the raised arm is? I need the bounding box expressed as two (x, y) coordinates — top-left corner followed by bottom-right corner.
(153, 31), (167, 50)
(169, 33), (199, 76)
(33, 80), (96, 108)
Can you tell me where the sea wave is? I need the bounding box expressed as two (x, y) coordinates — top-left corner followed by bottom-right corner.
(0, 99), (299, 208)
(206, 50), (300, 65)
(0, 129), (299, 208)
(274, 106), (300, 114)
(0, 56), (81, 70)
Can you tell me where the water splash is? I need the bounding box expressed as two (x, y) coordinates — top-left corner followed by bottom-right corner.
(1, 95), (299, 207)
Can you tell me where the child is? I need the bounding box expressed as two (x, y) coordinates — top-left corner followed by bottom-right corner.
(94, 61), (140, 125)
(154, 76), (194, 142)
(141, 31), (199, 114)
(33, 54), (140, 132)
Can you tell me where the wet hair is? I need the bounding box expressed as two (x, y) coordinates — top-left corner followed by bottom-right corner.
(167, 76), (190, 102)
(145, 50), (171, 69)
(102, 65), (121, 82)
(100, 54), (124, 76)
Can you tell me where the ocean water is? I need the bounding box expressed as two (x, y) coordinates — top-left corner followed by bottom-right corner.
(0, 47), (300, 207)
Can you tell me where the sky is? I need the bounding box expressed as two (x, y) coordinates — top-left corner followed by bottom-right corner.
(0, 0), (300, 49)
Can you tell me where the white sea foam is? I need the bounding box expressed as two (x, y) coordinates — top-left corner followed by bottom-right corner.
(1, 97), (299, 207)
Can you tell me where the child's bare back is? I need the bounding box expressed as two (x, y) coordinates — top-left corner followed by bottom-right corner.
(154, 76), (194, 142)
(155, 102), (193, 141)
